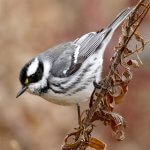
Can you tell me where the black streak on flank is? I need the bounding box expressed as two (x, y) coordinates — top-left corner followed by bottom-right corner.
(39, 80), (66, 94)
(50, 63), (94, 94)
(71, 86), (86, 94)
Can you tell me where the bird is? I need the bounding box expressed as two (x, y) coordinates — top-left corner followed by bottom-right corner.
(16, 7), (134, 124)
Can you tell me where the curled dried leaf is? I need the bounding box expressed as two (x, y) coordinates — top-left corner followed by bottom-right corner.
(136, 52), (143, 65)
(91, 111), (101, 123)
(123, 48), (133, 56)
(105, 95), (114, 111)
(114, 84), (128, 104)
(62, 128), (83, 150)
(64, 129), (81, 143)
(127, 59), (140, 68)
(113, 92), (125, 105)
(122, 70), (132, 83)
(88, 137), (106, 150)
(134, 27), (145, 50)
(109, 86), (122, 97)
(62, 141), (80, 150)
(112, 130), (125, 141)
(121, 54), (129, 69)
(102, 111), (126, 132)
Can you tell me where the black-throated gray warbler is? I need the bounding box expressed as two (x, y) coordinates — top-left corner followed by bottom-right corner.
(16, 8), (133, 122)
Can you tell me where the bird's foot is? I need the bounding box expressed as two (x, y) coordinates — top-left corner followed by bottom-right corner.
(93, 81), (102, 89)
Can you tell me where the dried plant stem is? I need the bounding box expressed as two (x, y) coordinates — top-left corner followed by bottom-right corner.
(62, 0), (150, 149)
(84, 0), (149, 129)
(125, 40), (150, 58)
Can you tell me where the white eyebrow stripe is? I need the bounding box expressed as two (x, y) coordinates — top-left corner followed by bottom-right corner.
(27, 58), (39, 76)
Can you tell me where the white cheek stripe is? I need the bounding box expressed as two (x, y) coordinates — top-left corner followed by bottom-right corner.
(29, 61), (51, 92)
(27, 58), (39, 76)
(43, 61), (51, 79)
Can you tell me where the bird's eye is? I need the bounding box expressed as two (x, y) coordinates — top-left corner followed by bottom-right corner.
(30, 74), (35, 78)
(25, 78), (29, 85)
(28, 74), (36, 83)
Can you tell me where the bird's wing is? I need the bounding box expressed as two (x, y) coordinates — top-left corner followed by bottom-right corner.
(50, 31), (108, 77)
(50, 42), (79, 77)
(50, 7), (134, 77)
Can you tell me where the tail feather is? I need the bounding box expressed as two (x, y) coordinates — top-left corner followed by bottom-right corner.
(107, 7), (134, 30)
(95, 7), (134, 53)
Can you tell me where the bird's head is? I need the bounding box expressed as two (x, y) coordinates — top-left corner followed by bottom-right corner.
(16, 57), (50, 98)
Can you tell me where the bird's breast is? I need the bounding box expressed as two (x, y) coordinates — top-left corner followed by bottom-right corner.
(41, 84), (94, 106)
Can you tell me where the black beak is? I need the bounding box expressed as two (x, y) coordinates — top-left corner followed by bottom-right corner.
(16, 86), (28, 98)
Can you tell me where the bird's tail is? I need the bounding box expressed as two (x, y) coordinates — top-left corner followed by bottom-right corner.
(107, 7), (134, 31)
(95, 7), (134, 55)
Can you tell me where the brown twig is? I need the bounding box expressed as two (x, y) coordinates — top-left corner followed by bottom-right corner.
(62, 0), (150, 149)
(84, 0), (149, 130)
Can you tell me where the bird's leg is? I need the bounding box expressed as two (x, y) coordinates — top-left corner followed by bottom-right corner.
(76, 103), (81, 125)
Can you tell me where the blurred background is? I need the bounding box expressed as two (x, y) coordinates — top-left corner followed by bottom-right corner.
(0, 0), (150, 150)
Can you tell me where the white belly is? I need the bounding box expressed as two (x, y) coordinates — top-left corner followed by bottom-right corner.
(41, 83), (94, 105)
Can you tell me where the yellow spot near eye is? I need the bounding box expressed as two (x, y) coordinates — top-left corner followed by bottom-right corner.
(25, 78), (29, 84)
